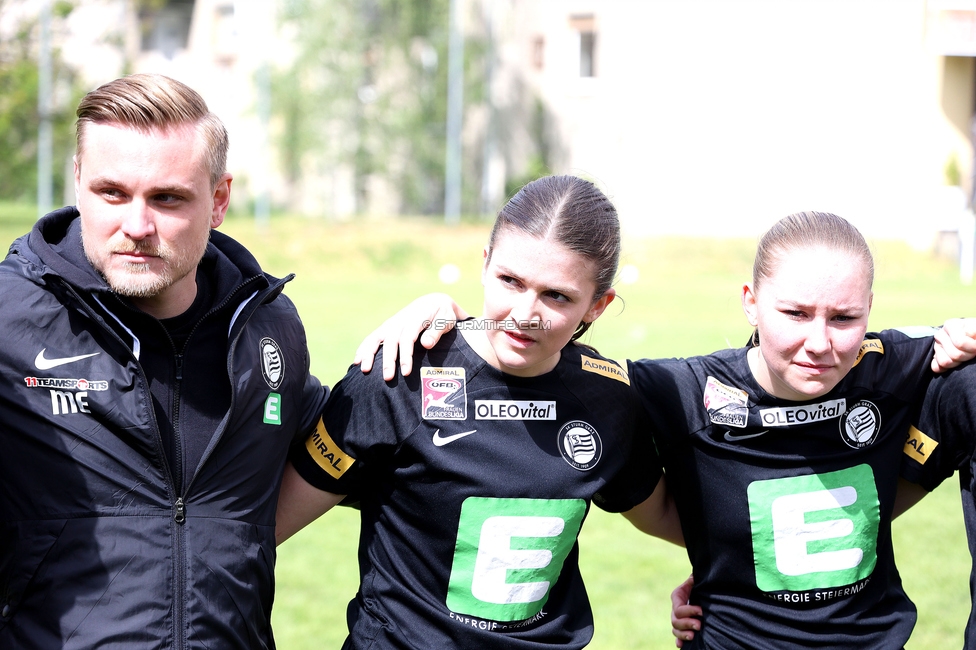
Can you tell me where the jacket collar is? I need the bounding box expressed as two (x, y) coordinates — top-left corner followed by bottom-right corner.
(25, 207), (272, 308)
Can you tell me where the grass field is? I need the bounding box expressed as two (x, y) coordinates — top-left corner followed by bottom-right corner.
(217, 214), (974, 649)
(1, 204), (973, 648)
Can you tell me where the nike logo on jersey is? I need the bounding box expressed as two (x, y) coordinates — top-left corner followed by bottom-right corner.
(723, 429), (769, 442)
(432, 429), (477, 447)
(34, 349), (100, 370)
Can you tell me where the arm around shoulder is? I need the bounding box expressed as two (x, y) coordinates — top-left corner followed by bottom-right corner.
(354, 293), (469, 380)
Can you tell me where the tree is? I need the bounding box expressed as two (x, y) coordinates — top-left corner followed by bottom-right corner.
(275, 0), (475, 216)
(0, 0), (80, 203)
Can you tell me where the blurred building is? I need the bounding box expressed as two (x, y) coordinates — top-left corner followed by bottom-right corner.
(489, 0), (976, 245)
(38, 0), (976, 245)
(50, 0), (272, 214)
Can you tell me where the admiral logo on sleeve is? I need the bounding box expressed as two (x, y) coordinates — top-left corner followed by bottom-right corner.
(851, 339), (884, 368)
(421, 367), (467, 420)
(904, 425), (938, 464)
(580, 356), (630, 385)
(305, 417), (356, 479)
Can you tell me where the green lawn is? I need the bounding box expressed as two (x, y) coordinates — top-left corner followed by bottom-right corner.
(218, 214), (974, 649)
(2, 205), (972, 648)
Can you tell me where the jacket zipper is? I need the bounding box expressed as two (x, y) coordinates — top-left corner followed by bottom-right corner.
(60, 275), (292, 649)
(173, 353), (184, 492)
(62, 283), (191, 649)
(173, 496), (186, 650)
(166, 279), (280, 649)
(173, 352), (186, 650)
(179, 274), (293, 495)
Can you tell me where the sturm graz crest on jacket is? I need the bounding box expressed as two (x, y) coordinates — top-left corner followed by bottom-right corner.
(260, 337), (284, 389)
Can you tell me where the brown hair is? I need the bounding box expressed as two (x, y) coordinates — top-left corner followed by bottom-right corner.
(76, 73), (228, 189)
(487, 175), (620, 340)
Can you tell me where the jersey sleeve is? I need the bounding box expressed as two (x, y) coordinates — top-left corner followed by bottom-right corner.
(901, 361), (976, 491)
(289, 352), (408, 495)
(592, 402), (663, 512)
(875, 328), (936, 400)
(626, 356), (700, 451)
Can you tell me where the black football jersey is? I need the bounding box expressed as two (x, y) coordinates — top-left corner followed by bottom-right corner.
(292, 328), (660, 649)
(902, 360), (976, 648)
(629, 329), (936, 649)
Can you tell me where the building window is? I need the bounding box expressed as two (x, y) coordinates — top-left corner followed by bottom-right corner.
(213, 2), (236, 61)
(140, 0), (194, 59)
(570, 14), (596, 77)
(532, 35), (545, 70)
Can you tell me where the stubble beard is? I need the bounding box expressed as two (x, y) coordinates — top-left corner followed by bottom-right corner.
(85, 236), (207, 299)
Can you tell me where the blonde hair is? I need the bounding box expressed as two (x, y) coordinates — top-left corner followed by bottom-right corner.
(76, 73), (228, 189)
(754, 211), (874, 290)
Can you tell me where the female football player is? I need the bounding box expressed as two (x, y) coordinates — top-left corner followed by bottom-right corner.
(895, 354), (976, 649)
(365, 210), (976, 648)
(627, 212), (953, 648)
(275, 175), (683, 649)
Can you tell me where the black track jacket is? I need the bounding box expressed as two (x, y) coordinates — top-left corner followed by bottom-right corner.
(0, 208), (327, 649)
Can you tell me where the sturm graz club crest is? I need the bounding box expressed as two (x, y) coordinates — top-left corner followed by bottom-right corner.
(839, 400), (881, 449)
(557, 420), (603, 471)
(260, 337), (284, 389)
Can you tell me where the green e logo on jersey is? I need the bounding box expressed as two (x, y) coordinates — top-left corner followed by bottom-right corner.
(447, 497), (586, 622)
(748, 464), (879, 592)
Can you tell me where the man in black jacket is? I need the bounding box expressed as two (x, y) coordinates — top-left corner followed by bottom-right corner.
(0, 73), (328, 648)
